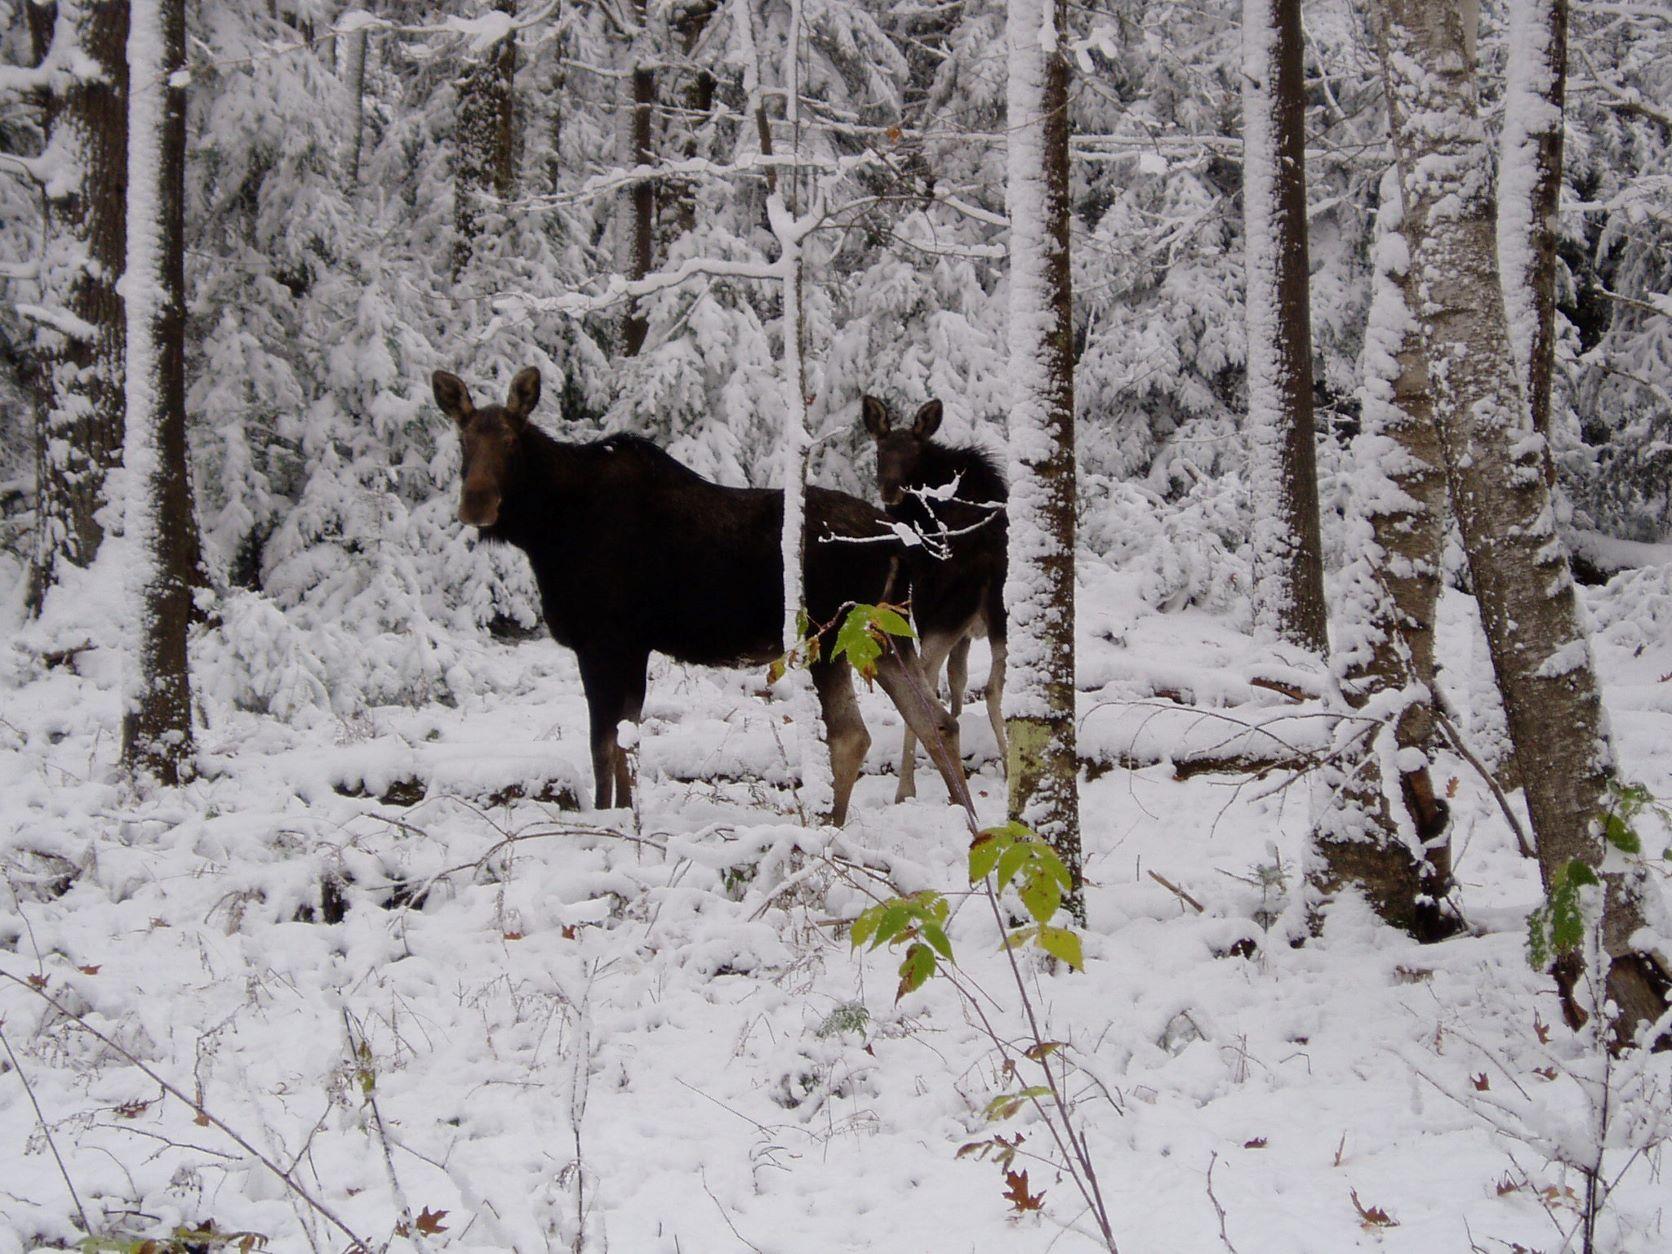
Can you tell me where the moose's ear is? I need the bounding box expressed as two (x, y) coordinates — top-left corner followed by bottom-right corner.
(861, 395), (891, 436)
(912, 399), (944, 438)
(433, 370), (474, 423)
(506, 366), (542, 424)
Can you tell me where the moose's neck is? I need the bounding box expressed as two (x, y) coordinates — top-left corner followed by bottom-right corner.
(479, 423), (588, 555)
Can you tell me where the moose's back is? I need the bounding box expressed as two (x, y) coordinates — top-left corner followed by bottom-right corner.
(503, 434), (901, 668)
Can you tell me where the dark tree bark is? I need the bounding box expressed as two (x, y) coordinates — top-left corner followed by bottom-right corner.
(121, 0), (196, 785)
(1378, 0), (1668, 1038)
(1242, 0), (1327, 655)
(1310, 170), (1453, 940)
(26, 0), (128, 613)
(621, 0), (656, 357)
(1005, 0), (1082, 919)
(343, 25), (368, 185)
(452, 0), (517, 279)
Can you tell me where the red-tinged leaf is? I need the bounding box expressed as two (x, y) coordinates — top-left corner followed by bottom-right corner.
(561, 925), (578, 940)
(1350, 1189), (1398, 1228)
(1534, 1065), (1557, 1080)
(1496, 1175), (1520, 1196)
(895, 942), (936, 1001)
(415, 1207), (449, 1235)
(194, 1111), (211, 1127)
(77, 964), (101, 975)
(27, 974), (46, 990)
(115, 1097), (153, 1118)
(1534, 1013), (1550, 1044)
(1243, 1137), (1268, 1149)
(503, 931), (523, 941)
(1002, 1169), (1046, 1212)
(1471, 1072), (1490, 1091)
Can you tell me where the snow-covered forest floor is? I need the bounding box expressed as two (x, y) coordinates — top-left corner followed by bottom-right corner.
(4, 554), (1672, 1254)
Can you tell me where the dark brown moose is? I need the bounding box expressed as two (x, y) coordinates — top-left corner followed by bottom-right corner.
(435, 365), (963, 823)
(861, 395), (1008, 801)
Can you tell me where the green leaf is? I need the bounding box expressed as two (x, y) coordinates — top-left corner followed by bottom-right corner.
(1036, 925), (1084, 971)
(1018, 872), (1061, 926)
(1002, 923), (1040, 951)
(850, 906), (881, 950)
(1037, 844), (1074, 893)
(921, 920), (954, 962)
(896, 942), (937, 1000)
(980, 821), (1033, 842)
(872, 604), (915, 638)
(995, 843), (1032, 893)
(872, 901), (911, 949)
(969, 832), (1006, 883)
(1604, 813), (1642, 855)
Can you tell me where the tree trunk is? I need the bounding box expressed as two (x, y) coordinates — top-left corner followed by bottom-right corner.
(619, 0), (658, 357)
(1310, 169), (1453, 940)
(1378, 0), (1668, 1038)
(27, 0), (128, 613)
(122, 0), (195, 786)
(451, 0), (517, 280)
(1241, 0), (1327, 655)
(343, 25), (368, 185)
(1498, 0), (1567, 487)
(1004, 0), (1082, 919)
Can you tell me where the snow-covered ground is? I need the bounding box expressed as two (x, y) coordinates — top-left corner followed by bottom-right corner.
(3, 556), (1671, 1253)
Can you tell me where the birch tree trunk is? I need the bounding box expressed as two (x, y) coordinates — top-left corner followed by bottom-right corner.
(1004, 0), (1082, 917)
(26, 0), (128, 612)
(121, 0), (195, 785)
(1310, 169), (1453, 939)
(1378, 0), (1668, 1036)
(1241, 0), (1327, 655)
(451, 0), (517, 279)
(1498, 0), (1567, 485)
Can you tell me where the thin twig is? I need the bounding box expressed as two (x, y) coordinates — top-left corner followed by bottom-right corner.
(0, 1021), (92, 1235)
(0, 971), (372, 1252)
(1148, 871), (1205, 913)
(1431, 705), (1535, 859)
(1205, 1152), (1240, 1254)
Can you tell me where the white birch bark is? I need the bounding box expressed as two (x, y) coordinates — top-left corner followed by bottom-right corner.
(766, 0), (831, 821)
(1378, 0), (1667, 1034)
(1310, 169), (1452, 937)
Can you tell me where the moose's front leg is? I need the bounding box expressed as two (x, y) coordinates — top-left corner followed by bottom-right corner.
(577, 650), (647, 810)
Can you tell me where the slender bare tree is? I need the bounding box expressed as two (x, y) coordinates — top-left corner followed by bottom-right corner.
(452, 0), (517, 279)
(1499, 0), (1568, 485)
(621, 0), (656, 356)
(1242, 0), (1327, 654)
(121, 0), (195, 785)
(19, 0), (128, 611)
(1004, 0), (1082, 916)
(1378, 0), (1667, 1035)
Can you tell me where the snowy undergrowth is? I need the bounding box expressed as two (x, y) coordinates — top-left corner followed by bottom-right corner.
(3, 560), (1671, 1253)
